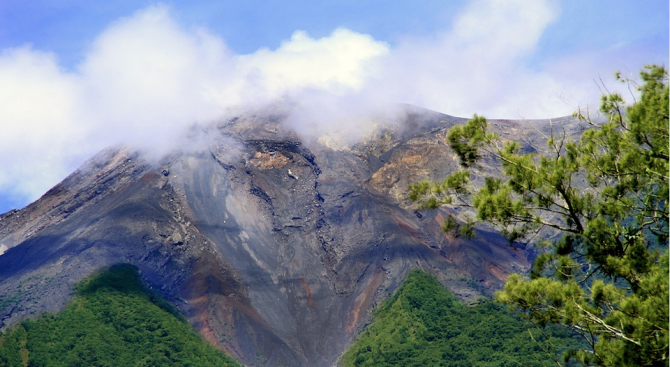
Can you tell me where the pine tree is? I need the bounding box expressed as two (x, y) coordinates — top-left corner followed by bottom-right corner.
(409, 65), (669, 366)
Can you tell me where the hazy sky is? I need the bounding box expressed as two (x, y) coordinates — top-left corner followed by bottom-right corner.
(0, 0), (667, 213)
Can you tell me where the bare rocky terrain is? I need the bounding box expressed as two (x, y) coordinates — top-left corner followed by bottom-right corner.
(0, 106), (585, 366)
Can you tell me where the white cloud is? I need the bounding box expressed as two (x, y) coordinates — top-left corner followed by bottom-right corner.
(451, 0), (557, 57)
(236, 28), (392, 144)
(78, 5), (234, 157)
(0, 0), (644, 208)
(365, 0), (574, 118)
(239, 28), (388, 95)
(0, 47), (87, 203)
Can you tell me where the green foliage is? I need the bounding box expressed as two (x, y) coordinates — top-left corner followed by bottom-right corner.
(0, 264), (240, 367)
(409, 65), (669, 366)
(446, 114), (492, 168)
(341, 271), (583, 366)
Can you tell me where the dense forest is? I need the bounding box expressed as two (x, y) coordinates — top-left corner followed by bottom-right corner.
(341, 270), (584, 367)
(0, 264), (240, 367)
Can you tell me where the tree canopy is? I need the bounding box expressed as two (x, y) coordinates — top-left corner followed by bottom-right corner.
(341, 270), (583, 367)
(0, 264), (240, 367)
(409, 65), (669, 366)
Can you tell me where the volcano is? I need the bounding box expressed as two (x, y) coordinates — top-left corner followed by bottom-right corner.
(0, 106), (585, 366)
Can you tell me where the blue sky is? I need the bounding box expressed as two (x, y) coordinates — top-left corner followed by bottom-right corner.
(2, 1), (667, 69)
(0, 0), (667, 213)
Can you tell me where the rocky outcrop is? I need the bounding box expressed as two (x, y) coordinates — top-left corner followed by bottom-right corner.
(0, 106), (584, 366)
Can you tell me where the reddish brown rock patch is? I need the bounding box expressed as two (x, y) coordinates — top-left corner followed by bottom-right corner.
(249, 151), (291, 170)
(346, 269), (383, 334)
(299, 276), (317, 310)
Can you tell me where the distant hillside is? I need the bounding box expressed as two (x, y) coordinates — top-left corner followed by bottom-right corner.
(0, 264), (240, 367)
(341, 270), (584, 366)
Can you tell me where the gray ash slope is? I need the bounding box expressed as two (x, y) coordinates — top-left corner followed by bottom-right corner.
(0, 106), (584, 366)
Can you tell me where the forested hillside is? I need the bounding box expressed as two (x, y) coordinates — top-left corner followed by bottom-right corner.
(0, 264), (240, 367)
(341, 271), (583, 366)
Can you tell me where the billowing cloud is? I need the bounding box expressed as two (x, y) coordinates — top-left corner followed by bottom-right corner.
(0, 0), (651, 208)
(78, 6), (234, 156)
(239, 28), (388, 95)
(368, 0), (573, 118)
(0, 47), (87, 202)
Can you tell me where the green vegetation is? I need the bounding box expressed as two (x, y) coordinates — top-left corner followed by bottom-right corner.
(0, 264), (240, 367)
(341, 271), (583, 366)
(409, 65), (669, 365)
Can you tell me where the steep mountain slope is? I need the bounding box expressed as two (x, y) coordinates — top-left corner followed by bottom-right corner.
(0, 106), (585, 366)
